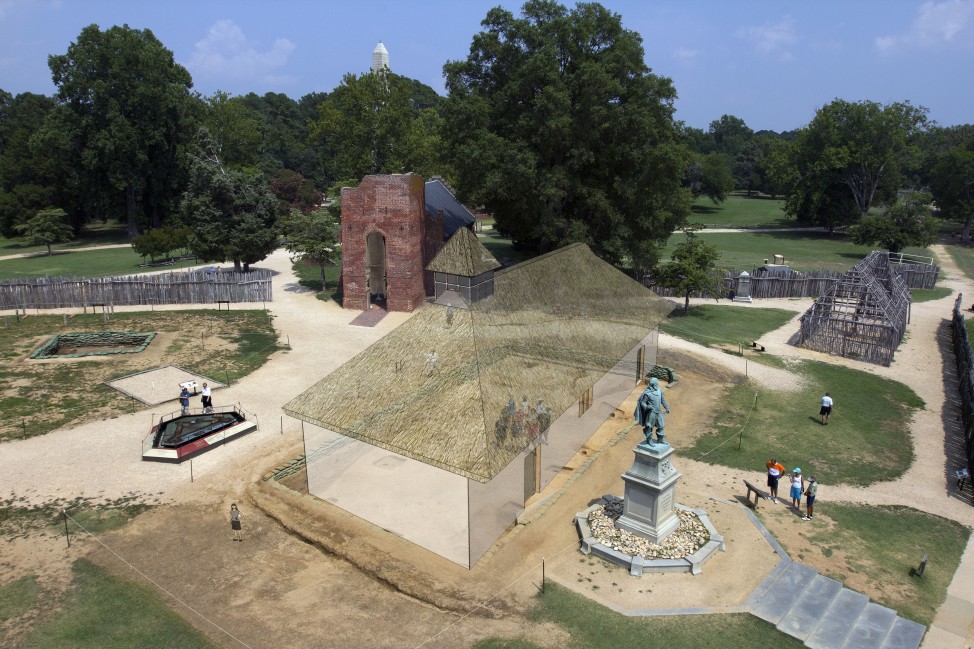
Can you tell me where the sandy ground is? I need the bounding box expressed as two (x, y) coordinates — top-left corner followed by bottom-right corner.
(2, 242), (974, 648)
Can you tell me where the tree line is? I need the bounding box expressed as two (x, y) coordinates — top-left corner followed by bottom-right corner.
(1, 1), (972, 276)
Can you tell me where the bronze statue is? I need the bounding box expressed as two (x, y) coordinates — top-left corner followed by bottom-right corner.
(634, 377), (670, 446)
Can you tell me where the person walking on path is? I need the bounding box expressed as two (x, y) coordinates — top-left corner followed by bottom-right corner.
(820, 392), (833, 425)
(230, 503), (243, 541)
(201, 382), (212, 413)
(766, 458), (785, 503)
(179, 386), (191, 415)
(803, 477), (818, 520)
(789, 468), (804, 510)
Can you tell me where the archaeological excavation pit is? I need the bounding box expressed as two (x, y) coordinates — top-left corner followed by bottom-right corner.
(30, 331), (156, 359)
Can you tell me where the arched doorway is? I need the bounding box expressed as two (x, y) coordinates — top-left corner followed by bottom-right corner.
(365, 232), (387, 308)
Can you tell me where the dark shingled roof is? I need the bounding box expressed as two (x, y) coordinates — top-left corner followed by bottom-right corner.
(425, 179), (476, 237)
(426, 227), (501, 276)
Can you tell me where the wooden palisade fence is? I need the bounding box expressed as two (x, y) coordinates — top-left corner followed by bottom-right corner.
(951, 293), (974, 482)
(646, 253), (939, 300)
(0, 269), (273, 311)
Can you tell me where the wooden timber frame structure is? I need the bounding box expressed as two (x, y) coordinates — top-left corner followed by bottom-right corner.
(798, 251), (911, 367)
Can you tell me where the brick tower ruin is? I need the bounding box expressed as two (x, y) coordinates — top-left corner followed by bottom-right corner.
(340, 174), (442, 312)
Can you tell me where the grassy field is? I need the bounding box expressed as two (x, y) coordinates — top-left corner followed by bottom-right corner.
(660, 304), (799, 348)
(946, 244), (974, 282)
(477, 231), (533, 266)
(0, 246), (199, 281)
(474, 582), (805, 649)
(12, 559), (213, 649)
(661, 230), (933, 273)
(0, 220), (131, 258)
(691, 193), (795, 229)
(781, 504), (969, 626)
(683, 358), (923, 486)
(0, 310), (281, 440)
(911, 286), (953, 303)
(290, 259), (341, 303)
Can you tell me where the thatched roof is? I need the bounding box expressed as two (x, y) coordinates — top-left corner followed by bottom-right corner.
(284, 243), (670, 482)
(426, 227), (501, 276)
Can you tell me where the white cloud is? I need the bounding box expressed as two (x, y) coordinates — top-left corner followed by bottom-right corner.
(737, 16), (797, 59)
(874, 0), (974, 52)
(672, 47), (698, 64)
(187, 19), (295, 86)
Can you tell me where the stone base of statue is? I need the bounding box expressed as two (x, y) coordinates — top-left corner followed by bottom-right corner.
(616, 441), (681, 544)
(732, 295), (753, 303)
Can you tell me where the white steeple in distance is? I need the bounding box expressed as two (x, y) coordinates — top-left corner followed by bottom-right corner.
(372, 41), (389, 73)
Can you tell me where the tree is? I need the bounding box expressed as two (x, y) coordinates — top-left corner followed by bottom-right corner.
(44, 24), (197, 236)
(203, 91), (262, 171)
(784, 99), (927, 220)
(929, 133), (974, 242)
(130, 225), (191, 261)
(442, 1), (691, 270)
(657, 227), (722, 314)
(16, 208), (74, 255)
(279, 207), (341, 290)
(708, 114), (753, 159)
(686, 153), (734, 204)
(269, 169), (322, 213)
(309, 71), (444, 182)
(180, 130), (279, 272)
(849, 191), (938, 253)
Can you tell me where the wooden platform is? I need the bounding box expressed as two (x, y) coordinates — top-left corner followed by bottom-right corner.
(142, 419), (257, 463)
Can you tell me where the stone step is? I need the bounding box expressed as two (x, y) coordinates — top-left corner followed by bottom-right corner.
(746, 558), (793, 607)
(806, 588), (870, 649)
(751, 562), (818, 625)
(776, 574), (843, 641)
(877, 617), (926, 649)
(841, 602), (898, 649)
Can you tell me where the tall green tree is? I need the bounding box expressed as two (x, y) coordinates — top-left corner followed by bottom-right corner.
(279, 207), (341, 290)
(309, 71), (443, 182)
(657, 227), (723, 314)
(849, 191), (938, 253)
(442, 0), (691, 270)
(16, 208), (74, 255)
(0, 91), (60, 236)
(203, 91), (263, 171)
(180, 130), (279, 271)
(784, 99), (928, 220)
(686, 152), (734, 204)
(44, 24), (197, 236)
(929, 132), (974, 242)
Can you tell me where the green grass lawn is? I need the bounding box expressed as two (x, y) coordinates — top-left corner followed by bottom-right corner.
(911, 286), (953, 303)
(474, 582), (805, 649)
(660, 304), (799, 348)
(691, 193), (795, 229)
(783, 504), (969, 626)
(477, 231), (533, 266)
(0, 246), (199, 280)
(683, 358), (923, 486)
(0, 220), (131, 257)
(290, 259), (341, 303)
(661, 231), (933, 273)
(945, 244), (974, 282)
(15, 559), (213, 649)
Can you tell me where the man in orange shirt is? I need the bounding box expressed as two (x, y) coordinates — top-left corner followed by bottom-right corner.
(766, 458), (785, 504)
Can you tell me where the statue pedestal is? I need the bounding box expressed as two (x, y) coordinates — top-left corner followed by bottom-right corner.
(616, 442), (681, 544)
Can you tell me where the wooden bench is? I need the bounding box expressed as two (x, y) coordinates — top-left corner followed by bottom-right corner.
(216, 300), (230, 311)
(744, 479), (769, 508)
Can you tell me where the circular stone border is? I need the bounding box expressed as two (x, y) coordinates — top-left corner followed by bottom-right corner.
(574, 500), (725, 576)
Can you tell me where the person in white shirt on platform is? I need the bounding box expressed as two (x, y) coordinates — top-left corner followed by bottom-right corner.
(201, 382), (213, 413)
(819, 392), (833, 426)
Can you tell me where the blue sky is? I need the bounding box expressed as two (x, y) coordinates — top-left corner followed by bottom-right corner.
(1, 0), (972, 132)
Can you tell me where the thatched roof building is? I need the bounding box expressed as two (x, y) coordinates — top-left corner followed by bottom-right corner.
(284, 243), (670, 482)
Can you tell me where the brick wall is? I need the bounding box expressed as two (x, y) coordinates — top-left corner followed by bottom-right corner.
(341, 174), (428, 312)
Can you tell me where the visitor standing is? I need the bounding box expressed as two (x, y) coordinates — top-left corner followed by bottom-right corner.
(789, 468), (804, 510)
(766, 458), (785, 504)
(820, 392), (833, 425)
(201, 382), (212, 413)
(230, 503), (243, 541)
(803, 477), (818, 521)
(179, 386), (191, 415)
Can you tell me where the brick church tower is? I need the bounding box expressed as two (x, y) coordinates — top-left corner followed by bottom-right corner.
(340, 174), (442, 312)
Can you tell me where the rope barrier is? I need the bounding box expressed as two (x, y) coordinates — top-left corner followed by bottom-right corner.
(695, 391), (759, 459)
